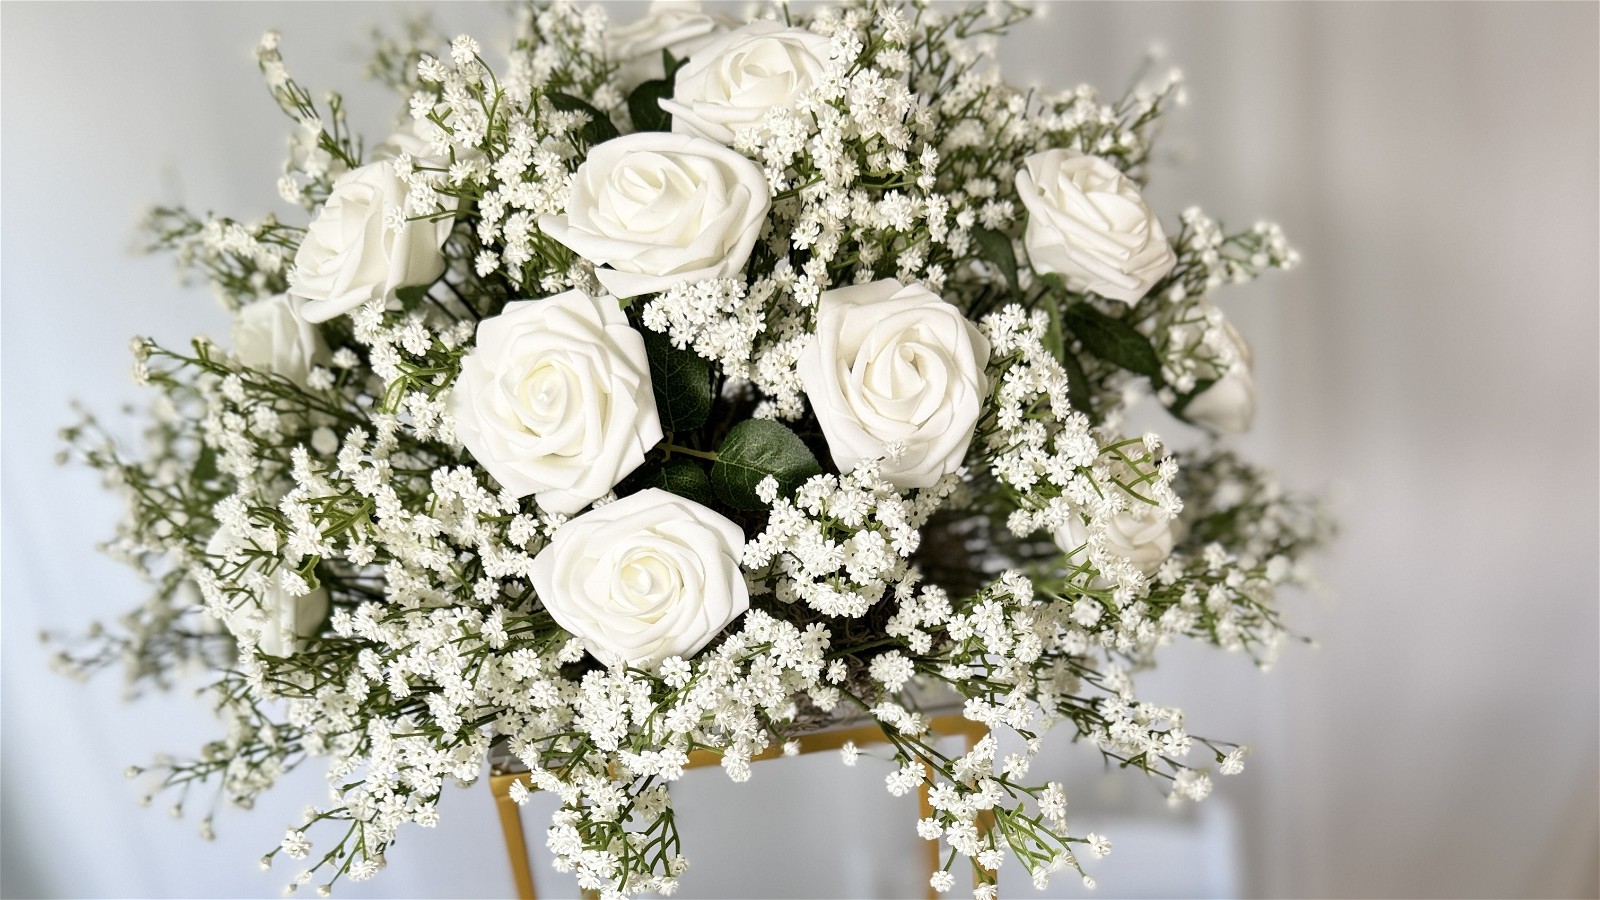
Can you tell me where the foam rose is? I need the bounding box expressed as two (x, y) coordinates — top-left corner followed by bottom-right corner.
(452, 289), (662, 514)
(529, 489), (749, 669)
(798, 279), (991, 489)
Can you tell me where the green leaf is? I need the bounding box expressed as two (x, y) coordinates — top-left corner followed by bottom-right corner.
(660, 48), (685, 79)
(627, 78), (674, 133)
(1063, 303), (1164, 385)
(972, 227), (1019, 292)
(546, 92), (619, 146)
(643, 459), (714, 506)
(395, 284), (430, 307)
(1042, 298), (1067, 364)
(296, 555), (323, 591)
(626, 52), (687, 134)
(1167, 378), (1217, 420)
(193, 443), (219, 485)
(642, 328), (711, 432)
(711, 419), (823, 511)
(1060, 345), (1095, 420)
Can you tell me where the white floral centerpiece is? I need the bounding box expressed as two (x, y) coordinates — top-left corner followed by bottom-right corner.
(54, 2), (1332, 897)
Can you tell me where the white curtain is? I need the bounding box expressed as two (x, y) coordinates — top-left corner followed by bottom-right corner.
(3, 3), (1595, 897)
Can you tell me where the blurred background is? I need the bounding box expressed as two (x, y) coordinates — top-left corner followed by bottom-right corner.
(3, 3), (1596, 898)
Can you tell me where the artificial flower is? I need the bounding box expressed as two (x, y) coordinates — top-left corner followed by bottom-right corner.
(452, 289), (662, 514)
(529, 488), (749, 669)
(290, 161), (452, 322)
(1016, 150), (1175, 303)
(798, 279), (991, 489)
(661, 21), (832, 145)
(539, 132), (770, 298)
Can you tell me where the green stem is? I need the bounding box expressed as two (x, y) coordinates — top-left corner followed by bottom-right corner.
(660, 442), (717, 462)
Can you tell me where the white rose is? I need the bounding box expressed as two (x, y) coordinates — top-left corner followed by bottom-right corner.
(797, 279), (991, 490)
(1015, 151), (1176, 304)
(290, 161), (452, 323)
(231, 294), (329, 387)
(373, 114), (452, 170)
(451, 289), (662, 514)
(206, 531), (329, 658)
(529, 488), (749, 670)
(250, 581), (329, 658)
(1183, 318), (1256, 433)
(539, 132), (770, 298)
(660, 21), (833, 145)
(609, 1), (727, 90)
(1053, 508), (1176, 580)
(287, 127), (343, 182)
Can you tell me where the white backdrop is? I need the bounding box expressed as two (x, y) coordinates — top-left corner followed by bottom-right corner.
(3, 3), (1596, 898)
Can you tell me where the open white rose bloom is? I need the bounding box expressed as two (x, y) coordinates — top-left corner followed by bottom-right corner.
(529, 489), (749, 669)
(539, 131), (771, 298)
(1016, 150), (1177, 304)
(798, 278), (991, 489)
(605, 0), (728, 89)
(230, 294), (329, 387)
(661, 20), (835, 144)
(289, 161), (453, 323)
(59, 4), (1332, 897)
(452, 289), (662, 513)
(1180, 316), (1258, 433)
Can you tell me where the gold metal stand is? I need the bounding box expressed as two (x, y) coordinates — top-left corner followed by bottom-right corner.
(490, 768), (542, 900)
(490, 714), (995, 900)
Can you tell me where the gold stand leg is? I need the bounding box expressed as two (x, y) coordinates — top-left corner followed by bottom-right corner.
(975, 804), (999, 888)
(493, 715), (999, 899)
(915, 716), (999, 899)
(966, 724), (999, 896)
(920, 761), (940, 900)
(491, 773), (538, 900)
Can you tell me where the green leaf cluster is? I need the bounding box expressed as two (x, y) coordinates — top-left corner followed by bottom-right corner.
(639, 324), (821, 511)
(642, 329), (711, 433)
(627, 50), (687, 133)
(710, 420), (823, 511)
(1061, 302), (1163, 386)
(545, 91), (619, 147)
(1034, 276), (1168, 419)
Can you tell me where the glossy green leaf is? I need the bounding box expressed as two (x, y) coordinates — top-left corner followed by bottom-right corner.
(642, 328), (711, 433)
(625, 50), (688, 133)
(546, 92), (619, 146)
(644, 459), (714, 506)
(627, 78), (674, 133)
(972, 227), (1019, 292)
(711, 419), (822, 511)
(1063, 303), (1164, 385)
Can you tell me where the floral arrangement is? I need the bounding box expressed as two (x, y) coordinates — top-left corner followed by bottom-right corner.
(54, 2), (1331, 897)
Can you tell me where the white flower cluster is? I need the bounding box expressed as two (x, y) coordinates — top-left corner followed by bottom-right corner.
(509, 608), (832, 895)
(1079, 206), (1303, 433)
(57, 3), (1331, 897)
(640, 276), (796, 411)
(139, 209), (295, 310)
(977, 306), (1183, 603)
(746, 462), (959, 619)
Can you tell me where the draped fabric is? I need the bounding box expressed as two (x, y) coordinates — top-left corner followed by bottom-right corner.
(3, 3), (1595, 897)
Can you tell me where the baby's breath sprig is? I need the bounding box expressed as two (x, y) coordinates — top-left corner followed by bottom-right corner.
(255, 31), (364, 209)
(139, 208), (298, 310)
(514, 2), (616, 104)
(366, 15), (449, 96)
